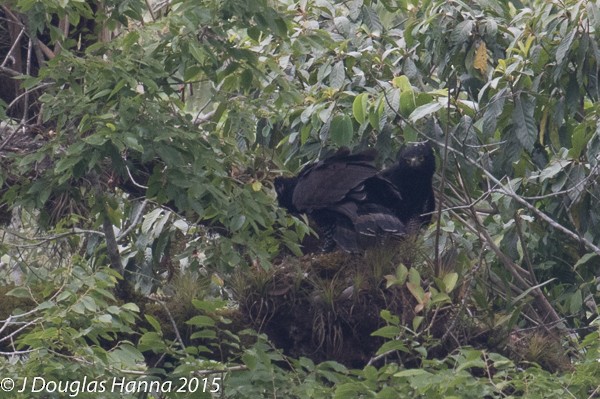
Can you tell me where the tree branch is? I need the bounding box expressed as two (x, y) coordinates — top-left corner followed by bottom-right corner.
(433, 138), (600, 257)
(102, 205), (123, 274)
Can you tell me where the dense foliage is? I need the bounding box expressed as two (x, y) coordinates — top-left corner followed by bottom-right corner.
(1, 0), (599, 397)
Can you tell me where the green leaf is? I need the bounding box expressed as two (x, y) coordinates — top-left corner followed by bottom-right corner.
(142, 208), (164, 234)
(443, 272), (458, 293)
(83, 133), (108, 146)
(371, 325), (400, 338)
(430, 292), (451, 304)
(138, 332), (166, 352)
(91, 89), (112, 100)
(570, 124), (589, 159)
(408, 267), (420, 286)
(334, 16), (352, 36)
(56, 291), (72, 302)
(190, 330), (217, 339)
(393, 75), (412, 91)
(406, 282), (425, 302)
(334, 382), (375, 399)
(156, 145), (185, 167)
(512, 94), (536, 151)
(587, 125), (600, 166)
(189, 42), (206, 64)
(242, 351), (258, 370)
(121, 302), (139, 312)
(565, 74), (580, 114)
(353, 93), (368, 124)
(230, 214), (246, 231)
(37, 300), (54, 310)
(247, 26), (261, 41)
(394, 369), (432, 378)
(330, 114), (353, 146)
(240, 68), (253, 91)
(330, 60), (345, 90)
(362, 5), (383, 34)
(81, 296), (97, 312)
(192, 298), (228, 312)
(383, 88), (400, 119)
(72, 301), (86, 314)
(98, 314), (113, 323)
(409, 100), (443, 122)
(482, 88), (507, 135)
(55, 155), (81, 175)
(537, 160), (567, 181)
(379, 309), (399, 325)
(412, 315), (424, 331)
(509, 278), (556, 306)
(574, 253), (598, 269)
(6, 286), (31, 299)
(184, 65), (203, 82)
(556, 29), (576, 64)
(368, 101), (383, 131)
(123, 133), (143, 152)
(396, 264), (408, 284)
(145, 314), (163, 333)
(274, 17), (289, 37)
(186, 315), (216, 327)
(122, 31), (139, 48)
(451, 20), (474, 45)
(109, 79), (127, 99)
(570, 289), (583, 315)
(455, 350), (486, 371)
(399, 89), (416, 116)
(376, 339), (408, 355)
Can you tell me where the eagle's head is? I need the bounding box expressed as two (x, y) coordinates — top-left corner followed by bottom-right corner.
(399, 141), (435, 175)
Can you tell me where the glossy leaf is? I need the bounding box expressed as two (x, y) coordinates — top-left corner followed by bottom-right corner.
(330, 114), (354, 146)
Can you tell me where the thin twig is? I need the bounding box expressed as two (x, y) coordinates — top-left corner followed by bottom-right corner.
(156, 299), (187, 350)
(434, 138), (600, 257)
(125, 164), (149, 189)
(379, 84), (600, 257)
(440, 247), (485, 343)
(102, 201), (124, 274)
(117, 200), (149, 242)
(4, 82), (54, 116)
(144, 0), (156, 21)
(0, 65), (21, 77)
(21, 37), (32, 124)
(491, 184), (600, 256)
(195, 365), (248, 376)
(3, 228), (105, 248)
(0, 318), (42, 343)
(433, 89), (453, 275)
(514, 211), (539, 286)
(1, 26), (25, 68)
(0, 349), (34, 356)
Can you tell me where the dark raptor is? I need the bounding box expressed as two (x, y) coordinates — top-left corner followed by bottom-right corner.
(274, 142), (435, 252)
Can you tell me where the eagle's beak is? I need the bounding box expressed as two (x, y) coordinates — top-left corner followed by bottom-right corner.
(408, 157), (420, 167)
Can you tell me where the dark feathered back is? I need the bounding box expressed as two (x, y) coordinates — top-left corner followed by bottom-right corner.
(291, 148), (378, 212)
(274, 143), (435, 253)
